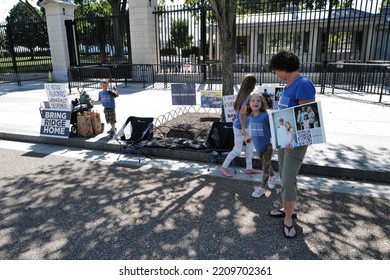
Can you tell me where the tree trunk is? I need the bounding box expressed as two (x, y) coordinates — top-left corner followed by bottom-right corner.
(208, 0), (238, 121)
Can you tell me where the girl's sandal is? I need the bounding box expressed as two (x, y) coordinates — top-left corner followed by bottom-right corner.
(244, 169), (263, 174)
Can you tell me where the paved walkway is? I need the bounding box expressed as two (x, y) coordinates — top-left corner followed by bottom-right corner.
(0, 80), (389, 183)
(1, 80), (390, 262)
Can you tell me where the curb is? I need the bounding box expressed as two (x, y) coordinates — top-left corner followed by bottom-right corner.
(1, 132), (389, 184)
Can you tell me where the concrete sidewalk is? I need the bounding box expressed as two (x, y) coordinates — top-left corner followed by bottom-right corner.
(0, 80), (389, 183)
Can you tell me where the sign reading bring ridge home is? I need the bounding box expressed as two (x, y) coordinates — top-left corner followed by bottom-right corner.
(40, 109), (71, 138)
(171, 83), (196, 105)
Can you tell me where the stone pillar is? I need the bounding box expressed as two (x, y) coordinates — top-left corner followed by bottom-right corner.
(40, 0), (78, 82)
(129, 0), (158, 64)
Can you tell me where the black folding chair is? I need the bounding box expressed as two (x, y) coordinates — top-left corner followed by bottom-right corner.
(204, 121), (236, 173)
(115, 116), (154, 161)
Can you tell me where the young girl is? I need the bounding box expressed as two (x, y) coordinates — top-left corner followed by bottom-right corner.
(245, 92), (276, 198)
(219, 74), (261, 177)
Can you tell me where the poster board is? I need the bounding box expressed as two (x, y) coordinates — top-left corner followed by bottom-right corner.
(171, 83), (196, 105)
(44, 83), (70, 110)
(40, 84), (71, 138)
(200, 90), (222, 108)
(40, 109), (71, 138)
(269, 101), (326, 149)
(257, 85), (284, 110)
(222, 94), (236, 122)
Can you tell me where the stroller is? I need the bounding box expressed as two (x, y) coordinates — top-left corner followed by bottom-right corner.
(70, 87), (94, 135)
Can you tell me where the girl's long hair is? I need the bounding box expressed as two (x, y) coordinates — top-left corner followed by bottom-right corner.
(245, 92), (269, 116)
(234, 74), (257, 111)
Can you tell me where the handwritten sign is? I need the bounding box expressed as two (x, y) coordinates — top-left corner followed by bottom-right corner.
(44, 83), (70, 110)
(222, 95), (236, 122)
(200, 90), (222, 108)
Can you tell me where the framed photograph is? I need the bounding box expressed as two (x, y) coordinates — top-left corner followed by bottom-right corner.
(268, 101), (326, 149)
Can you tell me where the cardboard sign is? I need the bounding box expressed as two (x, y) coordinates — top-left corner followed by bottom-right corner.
(171, 83), (196, 105)
(40, 109), (71, 138)
(269, 101), (326, 149)
(222, 94), (236, 122)
(44, 83), (70, 110)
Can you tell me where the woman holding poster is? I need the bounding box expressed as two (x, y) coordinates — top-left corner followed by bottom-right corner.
(268, 50), (316, 238)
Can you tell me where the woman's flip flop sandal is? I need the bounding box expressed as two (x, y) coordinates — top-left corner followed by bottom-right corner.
(283, 223), (297, 238)
(269, 209), (297, 219)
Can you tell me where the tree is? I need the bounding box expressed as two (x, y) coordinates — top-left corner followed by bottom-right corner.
(7, 1), (48, 60)
(40, 0), (128, 16)
(75, 0), (112, 17)
(0, 29), (6, 51)
(170, 19), (193, 49)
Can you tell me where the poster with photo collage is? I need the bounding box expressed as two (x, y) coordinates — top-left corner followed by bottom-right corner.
(268, 101), (326, 149)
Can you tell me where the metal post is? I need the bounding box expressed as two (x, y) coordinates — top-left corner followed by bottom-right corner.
(320, 0), (334, 95)
(200, 0), (207, 82)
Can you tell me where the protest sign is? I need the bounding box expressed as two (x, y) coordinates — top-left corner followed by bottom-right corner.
(257, 85), (284, 110)
(171, 83), (196, 105)
(44, 83), (70, 110)
(40, 109), (71, 138)
(222, 95), (236, 122)
(269, 101), (326, 149)
(200, 90), (222, 108)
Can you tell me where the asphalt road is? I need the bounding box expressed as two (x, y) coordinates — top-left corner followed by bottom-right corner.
(0, 143), (389, 260)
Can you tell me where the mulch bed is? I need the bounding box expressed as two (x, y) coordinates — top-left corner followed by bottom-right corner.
(153, 112), (221, 140)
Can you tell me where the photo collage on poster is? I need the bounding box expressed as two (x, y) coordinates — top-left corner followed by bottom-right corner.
(268, 101), (326, 149)
(257, 85), (284, 110)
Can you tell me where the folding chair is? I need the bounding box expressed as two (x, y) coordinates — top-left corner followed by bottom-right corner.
(204, 121), (236, 173)
(115, 116), (154, 161)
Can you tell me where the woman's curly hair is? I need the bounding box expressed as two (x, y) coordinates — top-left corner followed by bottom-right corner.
(268, 50), (300, 73)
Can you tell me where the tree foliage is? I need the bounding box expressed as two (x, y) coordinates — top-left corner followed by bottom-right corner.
(170, 19), (193, 49)
(74, 0), (112, 17)
(0, 28), (6, 51)
(7, 1), (48, 58)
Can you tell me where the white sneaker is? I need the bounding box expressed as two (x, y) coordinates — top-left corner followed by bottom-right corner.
(268, 176), (276, 189)
(251, 187), (265, 198)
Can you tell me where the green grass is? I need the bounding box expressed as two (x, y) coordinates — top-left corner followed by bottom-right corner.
(0, 56), (52, 73)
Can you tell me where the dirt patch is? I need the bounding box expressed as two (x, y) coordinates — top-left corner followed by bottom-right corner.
(153, 112), (221, 140)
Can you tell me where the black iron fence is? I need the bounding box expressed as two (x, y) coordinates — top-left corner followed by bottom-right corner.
(323, 61), (390, 102)
(0, 20), (52, 85)
(154, 0), (390, 68)
(68, 60), (389, 103)
(65, 14), (131, 67)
